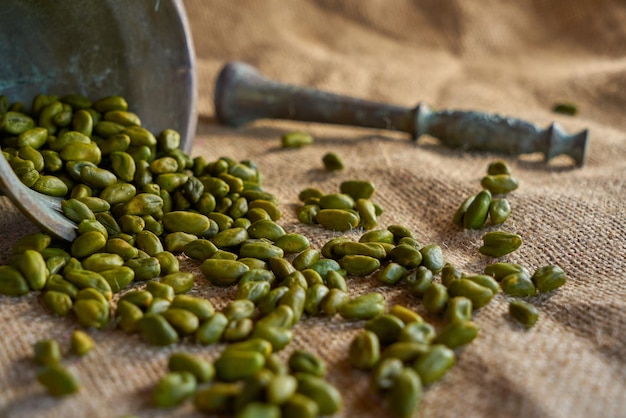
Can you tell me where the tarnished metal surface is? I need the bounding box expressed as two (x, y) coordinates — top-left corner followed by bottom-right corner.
(0, 0), (197, 152)
(0, 0), (197, 240)
(215, 62), (587, 165)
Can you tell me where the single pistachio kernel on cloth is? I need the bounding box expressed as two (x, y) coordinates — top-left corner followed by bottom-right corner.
(509, 299), (540, 327)
(349, 330), (381, 370)
(388, 367), (423, 418)
(34, 339), (62, 366)
(489, 198), (511, 225)
(463, 189), (492, 229)
(479, 231), (523, 257)
(281, 131), (314, 148)
(322, 152), (344, 171)
(70, 330), (95, 356)
(532, 265), (567, 292)
(481, 174), (519, 194)
(487, 160), (512, 175)
(37, 364), (81, 396)
(552, 102), (578, 116)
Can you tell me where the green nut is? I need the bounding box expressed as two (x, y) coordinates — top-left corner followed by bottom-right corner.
(389, 367), (423, 418)
(339, 292), (385, 320)
(124, 257), (161, 281)
(489, 198), (511, 225)
(115, 299), (144, 333)
(161, 308), (200, 335)
(532, 265), (567, 292)
(43, 290), (73, 316)
(398, 322), (436, 345)
(214, 350), (266, 382)
(381, 342), (429, 363)
(484, 262), (530, 281)
(70, 330), (95, 356)
(434, 320), (480, 349)
(389, 244), (423, 268)
(349, 330), (381, 370)
(295, 373), (342, 416)
(406, 266), (433, 297)
(339, 255), (381, 276)
(281, 131), (314, 148)
(288, 350), (326, 377)
(82, 253), (125, 272)
(12, 250), (49, 290)
(1, 262), (37, 294)
(463, 190), (492, 229)
(364, 314), (405, 345)
(239, 242), (285, 260)
(137, 313), (179, 346)
(376, 262), (408, 286)
(267, 374), (298, 405)
(447, 278), (493, 309)
(70, 231), (107, 258)
(34, 339), (62, 366)
(422, 283), (449, 314)
(340, 180), (375, 200)
(170, 295), (214, 321)
(322, 152), (344, 171)
(36, 364), (80, 396)
(168, 352), (214, 383)
(500, 272), (537, 297)
(64, 269), (112, 300)
(201, 259), (249, 286)
(412, 344), (456, 386)
(160, 272), (195, 294)
(509, 299), (539, 327)
(274, 233), (310, 254)
(315, 209), (360, 231)
(371, 357), (403, 390)
(444, 296), (473, 323)
(195, 312), (229, 345)
(419, 244), (445, 273)
(73, 298), (109, 329)
(162, 211), (210, 235)
(304, 283), (330, 316)
(481, 174), (519, 194)
(153, 371), (197, 408)
(479, 231), (523, 257)
(193, 382), (241, 413)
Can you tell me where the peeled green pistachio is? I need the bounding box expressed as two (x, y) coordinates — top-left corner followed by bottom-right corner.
(153, 371), (197, 408)
(34, 339), (62, 366)
(509, 299), (539, 327)
(463, 190), (491, 229)
(389, 367), (423, 418)
(37, 364), (80, 396)
(70, 330), (95, 356)
(532, 265), (567, 292)
(481, 174), (519, 194)
(412, 344), (456, 386)
(137, 313), (179, 346)
(349, 330), (380, 370)
(479, 231), (523, 257)
(294, 373), (342, 416)
(288, 350), (326, 377)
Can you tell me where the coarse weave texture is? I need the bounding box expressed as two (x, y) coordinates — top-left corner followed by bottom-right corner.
(1, 1), (625, 417)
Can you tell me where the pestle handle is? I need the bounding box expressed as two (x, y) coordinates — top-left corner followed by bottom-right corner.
(215, 61), (587, 165)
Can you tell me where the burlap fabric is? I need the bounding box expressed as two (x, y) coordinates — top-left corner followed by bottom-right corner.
(1, 1), (625, 417)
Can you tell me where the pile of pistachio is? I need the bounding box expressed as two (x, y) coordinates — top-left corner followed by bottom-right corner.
(0, 94), (566, 417)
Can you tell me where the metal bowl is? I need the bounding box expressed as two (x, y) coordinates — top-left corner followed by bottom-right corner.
(0, 0), (197, 152)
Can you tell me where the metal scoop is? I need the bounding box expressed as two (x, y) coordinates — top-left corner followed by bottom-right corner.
(0, 0), (196, 241)
(215, 61), (588, 166)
